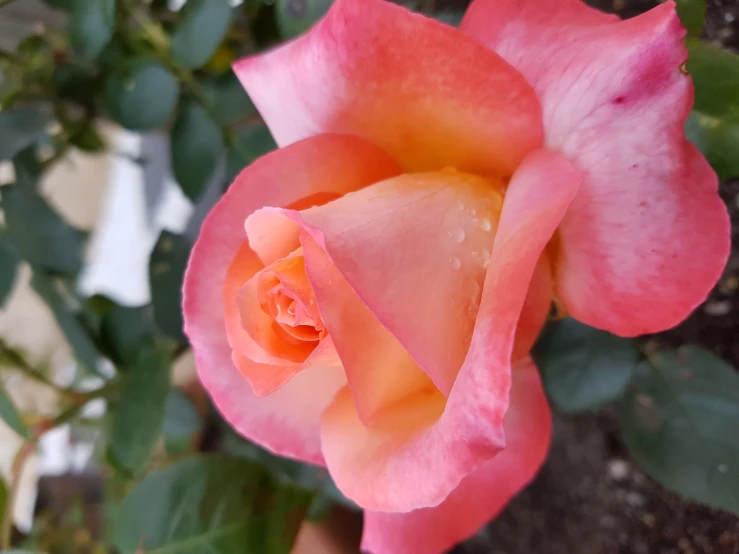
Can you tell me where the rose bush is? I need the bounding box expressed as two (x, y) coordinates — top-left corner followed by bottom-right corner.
(182, 0), (730, 551)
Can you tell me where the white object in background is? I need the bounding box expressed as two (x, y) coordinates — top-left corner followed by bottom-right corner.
(78, 130), (193, 306)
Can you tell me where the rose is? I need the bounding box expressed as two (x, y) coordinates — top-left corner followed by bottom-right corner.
(182, 0), (730, 552)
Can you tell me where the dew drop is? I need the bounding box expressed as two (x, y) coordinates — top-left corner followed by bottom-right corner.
(449, 256), (461, 270)
(453, 228), (466, 243)
(481, 249), (491, 268)
(480, 218), (492, 232)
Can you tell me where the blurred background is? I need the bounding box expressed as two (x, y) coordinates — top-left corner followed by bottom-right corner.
(0, 0), (737, 553)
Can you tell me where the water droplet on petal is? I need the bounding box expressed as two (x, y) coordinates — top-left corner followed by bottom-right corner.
(481, 249), (491, 268)
(449, 256), (461, 270)
(453, 228), (465, 242)
(480, 218), (492, 232)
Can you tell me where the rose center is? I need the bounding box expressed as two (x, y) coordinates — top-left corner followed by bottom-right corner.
(255, 253), (326, 345)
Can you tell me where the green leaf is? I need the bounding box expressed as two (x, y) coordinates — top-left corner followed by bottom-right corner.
(275, 0), (333, 39)
(171, 103), (223, 201)
(53, 63), (97, 103)
(100, 304), (155, 366)
(685, 112), (739, 180)
(105, 59), (179, 131)
(620, 346), (739, 514)
(12, 147), (42, 189)
(223, 430), (355, 510)
(70, 123), (106, 153)
(109, 346), (171, 475)
(69, 0), (116, 61)
(688, 43), (739, 118)
(676, 0), (706, 36)
(171, 0), (232, 70)
(163, 389), (203, 454)
(0, 383), (28, 439)
(534, 318), (638, 413)
(2, 184), (86, 274)
(0, 234), (19, 308)
(41, 0), (74, 10)
(226, 125), (277, 183)
(0, 108), (51, 161)
(113, 455), (312, 554)
(149, 232), (191, 344)
(30, 272), (101, 375)
(432, 10), (463, 27)
(203, 71), (255, 126)
(685, 43), (739, 179)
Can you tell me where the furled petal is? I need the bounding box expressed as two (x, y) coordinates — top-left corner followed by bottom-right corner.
(308, 150), (578, 511)
(362, 357), (551, 554)
(248, 171), (505, 399)
(226, 244), (314, 367)
(233, 0), (542, 176)
(513, 253), (552, 362)
(462, 0), (730, 335)
(183, 134), (401, 464)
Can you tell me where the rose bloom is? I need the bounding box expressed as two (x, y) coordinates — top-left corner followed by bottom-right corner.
(183, 0), (729, 552)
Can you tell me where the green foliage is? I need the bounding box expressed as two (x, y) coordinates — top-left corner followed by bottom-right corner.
(275, 0), (333, 39)
(0, 234), (19, 308)
(109, 346), (171, 475)
(676, 0), (706, 36)
(163, 389), (203, 455)
(171, 102), (224, 200)
(686, 43), (739, 179)
(30, 272), (101, 375)
(223, 429), (355, 511)
(0, 109), (50, 161)
(149, 231), (191, 343)
(105, 59), (179, 131)
(534, 319), (639, 413)
(621, 346), (739, 514)
(171, 0), (233, 70)
(1, 184), (86, 275)
(0, 382), (29, 439)
(203, 71), (255, 126)
(226, 124), (277, 182)
(69, 0), (116, 61)
(100, 304), (155, 366)
(112, 455), (313, 554)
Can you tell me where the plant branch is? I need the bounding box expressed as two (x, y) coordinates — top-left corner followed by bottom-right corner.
(0, 441), (33, 549)
(0, 337), (114, 402)
(125, 3), (254, 164)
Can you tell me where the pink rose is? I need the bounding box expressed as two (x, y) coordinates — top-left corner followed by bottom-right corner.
(182, 0), (730, 552)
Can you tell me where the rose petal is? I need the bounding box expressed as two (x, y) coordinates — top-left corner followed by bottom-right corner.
(316, 150), (580, 511)
(462, 0), (730, 335)
(513, 253), (553, 362)
(257, 171), (504, 398)
(227, 244), (314, 366)
(233, 0), (542, 176)
(362, 357), (551, 554)
(183, 134), (401, 463)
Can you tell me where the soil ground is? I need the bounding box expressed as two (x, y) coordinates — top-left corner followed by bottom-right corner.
(455, 1), (739, 553)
